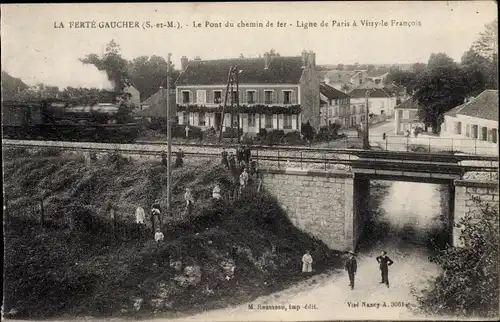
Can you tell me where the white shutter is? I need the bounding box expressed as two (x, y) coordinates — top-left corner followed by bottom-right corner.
(272, 91), (276, 104)
(188, 91), (193, 104)
(196, 90), (206, 104)
(291, 90), (297, 104)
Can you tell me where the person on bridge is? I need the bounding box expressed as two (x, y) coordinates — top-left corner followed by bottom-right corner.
(345, 251), (358, 290)
(221, 148), (229, 169)
(175, 149), (185, 168)
(228, 152), (236, 171)
(376, 251), (394, 288)
(382, 132), (386, 141)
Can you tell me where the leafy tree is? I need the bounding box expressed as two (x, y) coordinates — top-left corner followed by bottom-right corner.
(128, 55), (178, 101)
(385, 70), (417, 91)
(427, 53), (457, 70)
(471, 19), (498, 60)
(412, 197), (498, 318)
(1, 70), (29, 100)
(412, 65), (468, 133)
(461, 49), (497, 95)
(79, 40), (129, 91)
(336, 63), (344, 71)
(412, 63), (427, 74)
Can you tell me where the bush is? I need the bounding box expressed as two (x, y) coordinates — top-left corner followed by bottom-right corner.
(411, 196), (499, 318)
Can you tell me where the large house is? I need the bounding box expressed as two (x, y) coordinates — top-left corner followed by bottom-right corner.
(174, 51), (320, 135)
(319, 83), (351, 127)
(348, 88), (397, 117)
(441, 90), (498, 147)
(136, 89), (176, 119)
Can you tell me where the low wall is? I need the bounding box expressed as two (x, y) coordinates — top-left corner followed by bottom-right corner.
(261, 168), (355, 251)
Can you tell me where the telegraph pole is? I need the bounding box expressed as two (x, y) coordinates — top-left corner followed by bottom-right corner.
(235, 65), (241, 143)
(363, 89), (371, 149)
(165, 53), (172, 225)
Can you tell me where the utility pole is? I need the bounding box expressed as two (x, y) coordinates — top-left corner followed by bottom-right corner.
(235, 65), (241, 143)
(219, 67), (233, 142)
(363, 89), (371, 149)
(229, 70), (235, 143)
(165, 53), (172, 226)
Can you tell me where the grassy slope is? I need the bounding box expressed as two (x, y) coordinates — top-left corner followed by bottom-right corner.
(3, 148), (343, 319)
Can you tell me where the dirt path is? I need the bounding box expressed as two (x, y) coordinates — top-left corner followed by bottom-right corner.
(165, 244), (440, 321)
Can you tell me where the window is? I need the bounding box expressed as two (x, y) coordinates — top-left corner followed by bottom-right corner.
(265, 114), (273, 128)
(351, 116), (357, 126)
(182, 91), (190, 104)
(380, 101), (385, 109)
(481, 126), (488, 141)
(491, 128), (498, 143)
(329, 107), (334, 117)
(182, 112), (189, 125)
(264, 91), (273, 104)
(231, 91), (238, 103)
(360, 115), (366, 124)
(283, 91), (292, 104)
(213, 91), (222, 104)
(198, 112), (206, 126)
(247, 91), (256, 104)
(465, 124), (470, 137)
(196, 90), (206, 104)
(334, 99), (338, 106)
(360, 104), (365, 114)
(455, 121), (462, 135)
(351, 105), (356, 115)
(284, 115), (292, 129)
(248, 113), (256, 127)
(403, 110), (409, 119)
(471, 124), (478, 138)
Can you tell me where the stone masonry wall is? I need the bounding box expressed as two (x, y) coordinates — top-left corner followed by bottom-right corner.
(453, 180), (499, 247)
(261, 168), (354, 251)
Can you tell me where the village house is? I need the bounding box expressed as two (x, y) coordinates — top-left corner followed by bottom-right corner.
(440, 90), (498, 150)
(319, 83), (351, 127)
(348, 87), (397, 118)
(136, 88), (176, 120)
(173, 50), (321, 135)
(122, 85), (141, 110)
(322, 70), (368, 93)
(394, 99), (424, 135)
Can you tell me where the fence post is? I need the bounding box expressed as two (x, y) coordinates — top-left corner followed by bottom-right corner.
(385, 137), (388, 150)
(300, 151), (303, 169)
(277, 150), (280, 168)
(324, 153), (327, 170)
(428, 137), (431, 153)
(451, 138), (454, 152)
(406, 136), (409, 152)
(474, 139), (477, 155)
(256, 149), (259, 167)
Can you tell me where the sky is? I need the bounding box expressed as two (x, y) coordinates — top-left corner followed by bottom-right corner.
(1, 1), (497, 89)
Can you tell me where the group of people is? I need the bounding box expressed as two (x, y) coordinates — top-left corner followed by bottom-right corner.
(220, 145), (263, 198)
(302, 250), (394, 290)
(220, 145), (252, 171)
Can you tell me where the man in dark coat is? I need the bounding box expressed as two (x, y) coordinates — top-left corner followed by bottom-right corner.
(228, 152), (236, 171)
(345, 251), (357, 290)
(244, 145), (251, 165)
(376, 251), (394, 288)
(221, 148), (229, 169)
(236, 146), (244, 166)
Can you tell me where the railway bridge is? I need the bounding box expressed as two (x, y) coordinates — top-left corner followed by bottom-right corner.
(3, 139), (498, 252)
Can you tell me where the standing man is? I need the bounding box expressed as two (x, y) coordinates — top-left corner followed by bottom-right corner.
(185, 124), (190, 139)
(376, 251), (394, 288)
(151, 200), (162, 234)
(221, 148), (229, 169)
(239, 167), (249, 196)
(345, 251), (357, 290)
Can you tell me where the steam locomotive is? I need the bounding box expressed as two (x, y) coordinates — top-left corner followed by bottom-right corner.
(1, 99), (141, 143)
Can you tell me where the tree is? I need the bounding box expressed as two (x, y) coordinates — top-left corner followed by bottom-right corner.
(1, 70), (29, 100)
(412, 63), (426, 74)
(336, 63), (344, 71)
(128, 55), (178, 101)
(79, 40), (129, 91)
(427, 53), (457, 70)
(461, 49), (497, 95)
(385, 70), (418, 92)
(412, 65), (468, 133)
(412, 197), (498, 318)
(471, 19), (498, 60)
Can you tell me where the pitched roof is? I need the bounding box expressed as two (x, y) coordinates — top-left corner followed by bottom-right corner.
(394, 99), (421, 110)
(136, 89), (176, 117)
(324, 70), (356, 84)
(317, 70), (329, 80)
(175, 56), (305, 86)
(366, 69), (390, 78)
(348, 88), (393, 98)
(320, 83), (350, 99)
(448, 90), (498, 121)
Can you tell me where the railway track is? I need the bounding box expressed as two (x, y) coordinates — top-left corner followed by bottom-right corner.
(3, 139), (498, 174)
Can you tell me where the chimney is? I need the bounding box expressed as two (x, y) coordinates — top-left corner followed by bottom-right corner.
(264, 52), (270, 69)
(181, 56), (189, 71)
(301, 50), (308, 68)
(308, 51), (316, 67)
